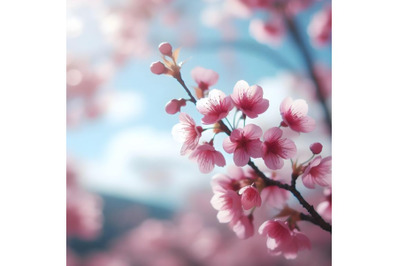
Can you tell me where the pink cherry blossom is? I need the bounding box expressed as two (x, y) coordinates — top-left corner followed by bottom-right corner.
(302, 156), (332, 189)
(191, 67), (219, 91)
(239, 0), (270, 9)
(211, 190), (242, 223)
(165, 98), (187, 114)
(308, 5), (332, 47)
(280, 97), (315, 133)
(172, 113), (203, 155)
(67, 189), (103, 240)
(260, 173), (289, 208)
(158, 42), (173, 56)
(210, 166), (246, 193)
(231, 80), (269, 118)
(223, 124), (263, 167)
(189, 143), (226, 173)
(249, 18), (285, 46)
(258, 220), (311, 259)
(317, 188), (332, 221)
(238, 185), (262, 210)
(230, 215), (254, 239)
(309, 142), (323, 154)
(196, 89), (234, 124)
(261, 127), (297, 170)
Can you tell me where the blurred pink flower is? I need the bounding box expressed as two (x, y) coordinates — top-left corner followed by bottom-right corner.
(84, 252), (130, 266)
(259, 220), (311, 259)
(165, 98), (187, 114)
(308, 5), (332, 47)
(314, 63), (332, 99)
(249, 18), (285, 46)
(238, 185), (262, 210)
(301, 156), (332, 189)
(260, 173), (289, 208)
(67, 189), (103, 240)
(280, 97), (315, 133)
(210, 167), (246, 193)
(196, 89), (234, 124)
(239, 0), (270, 9)
(211, 190), (243, 223)
(231, 80), (270, 118)
(191, 67), (219, 91)
(189, 143), (226, 173)
(261, 127), (297, 170)
(230, 215), (254, 239)
(172, 113), (202, 155)
(223, 124), (263, 166)
(239, 0), (315, 15)
(317, 187), (332, 221)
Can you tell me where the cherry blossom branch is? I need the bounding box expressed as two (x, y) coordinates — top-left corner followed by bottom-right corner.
(173, 75), (331, 233)
(284, 15), (332, 134)
(247, 160), (331, 233)
(174, 72), (197, 104)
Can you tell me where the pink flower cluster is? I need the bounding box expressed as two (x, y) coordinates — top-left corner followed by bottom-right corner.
(259, 220), (311, 259)
(210, 167), (289, 240)
(151, 42), (332, 259)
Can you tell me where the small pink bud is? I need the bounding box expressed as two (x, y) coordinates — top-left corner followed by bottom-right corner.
(158, 42), (173, 56)
(310, 142), (323, 154)
(150, 61), (166, 75)
(165, 98), (186, 114)
(239, 185), (262, 210)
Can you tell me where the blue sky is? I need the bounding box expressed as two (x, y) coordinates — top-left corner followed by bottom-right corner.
(67, 0), (331, 206)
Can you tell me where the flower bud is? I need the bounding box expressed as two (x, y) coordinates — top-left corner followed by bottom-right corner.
(150, 61), (167, 75)
(310, 142), (323, 154)
(158, 42), (173, 56)
(239, 185), (261, 210)
(165, 98), (186, 114)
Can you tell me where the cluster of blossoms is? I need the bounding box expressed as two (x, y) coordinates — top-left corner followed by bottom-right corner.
(151, 42), (331, 260)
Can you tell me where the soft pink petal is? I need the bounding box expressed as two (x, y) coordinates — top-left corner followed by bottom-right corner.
(223, 137), (237, 153)
(279, 138), (297, 159)
(229, 128), (244, 142)
(213, 151), (226, 167)
(302, 173), (316, 189)
(243, 124), (263, 139)
(198, 156), (214, 174)
(295, 233), (311, 251)
(196, 98), (211, 114)
(231, 80), (249, 104)
(280, 97), (293, 114)
(217, 210), (233, 223)
(264, 153), (284, 170)
(234, 148), (250, 167)
(291, 99), (309, 116)
(250, 98), (269, 116)
(191, 67), (219, 87)
(201, 114), (220, 125)
(263, 127), (283, 142)
(246, 139), (263, 158)
(208, 88), (227, 100)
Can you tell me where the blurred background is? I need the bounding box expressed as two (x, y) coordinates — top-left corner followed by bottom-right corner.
(67, 0), (332, 265)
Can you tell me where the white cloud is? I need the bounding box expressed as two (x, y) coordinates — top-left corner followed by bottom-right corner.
(81, 127), (216, 208)
(104, 91), (144, 124)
